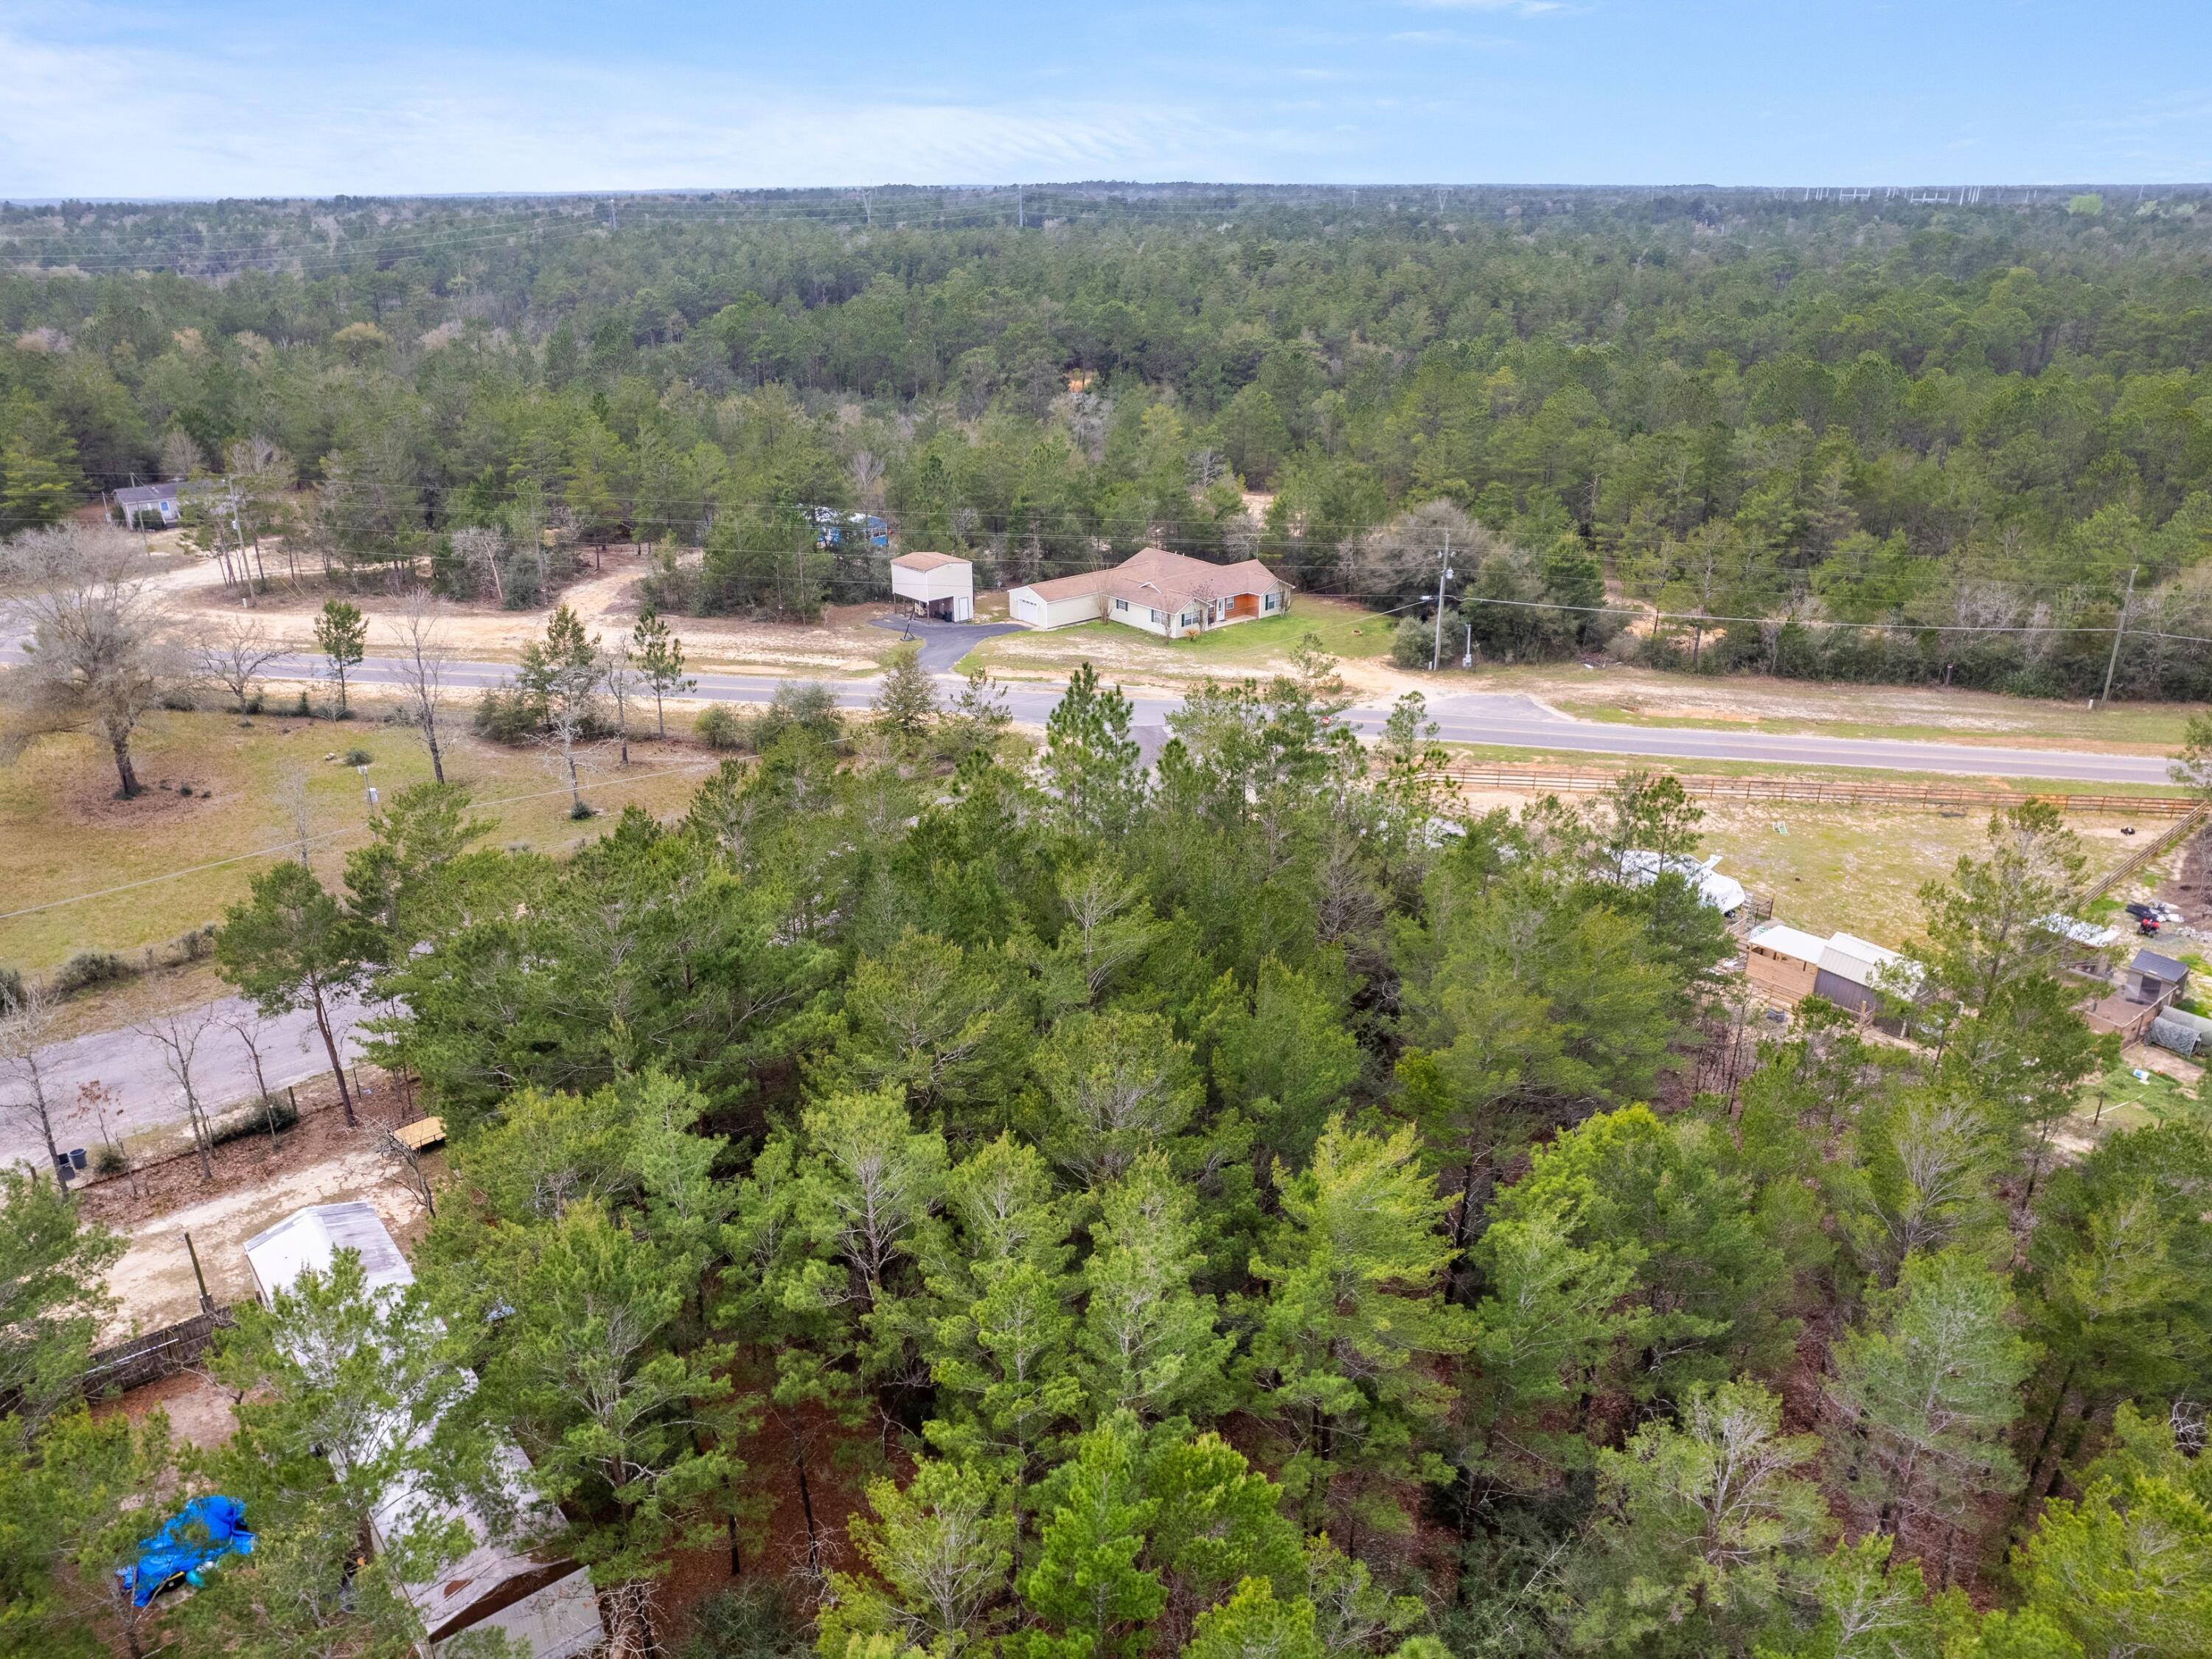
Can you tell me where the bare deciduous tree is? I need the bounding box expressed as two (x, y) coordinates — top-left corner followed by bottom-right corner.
(274, 761), (316, 863)
(388, 588), (456, 783)
(369, 1119), (437, 1217)
(451, 524), (506, 605)
(139, 1004), (221, 1182)
(0, 976), (69, 1180)
(195, 615), (286, 712)
(603, 636), (639, 766)
(158, 427), (206, 482)
(224, 1011), (286, 1151)
(0, 524), (185, 797)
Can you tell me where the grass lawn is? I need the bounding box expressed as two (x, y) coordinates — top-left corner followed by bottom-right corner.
(961, 597), (1392, 679)
(1, 703), (724, 976)
(1444, 755), (2163, 946)
(2075, 1058), (2203, 1134)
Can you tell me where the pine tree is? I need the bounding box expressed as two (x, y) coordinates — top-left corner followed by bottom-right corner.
(1826, 1247), (2030, 1548)
(1042, 663), (1145, 840)
(632, 608), (695, 737)
(1575, 1380), (1829, 1658)
(1465, 1182), (1647, 1472)
(874, 642), (939, 751)
(822, 1458), (1016, 1659)
(1245, 1117), (1473, 1534)
(2006, 1405), (2212, 1659)
(1078, 1153), (1232, 1425)
(215, 860), (374, 1125)
(463, 1198), (742, 1655)
(312, 598), (367, 715)
(1019, 1418), (1166, 1659)
(0, 1171), (123, 1450)
(1030, 1009), (1203, 1188)
(1182, 1578), (1324, 1659)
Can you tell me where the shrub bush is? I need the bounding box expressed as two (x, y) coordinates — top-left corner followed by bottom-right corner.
(54, 950), (126, 995)
(679, 1585), (808, 1659)
(93, 1144), (128, 1177)
(695, 704), (747, 751)
(211, 1096), (299, 1148)
(1391, 614), (1435, 669)
(0, 965), (21, 1012)
(474, 686), (542, 745)
(754, 680), (845, 750)
(342, 747), (374, 767)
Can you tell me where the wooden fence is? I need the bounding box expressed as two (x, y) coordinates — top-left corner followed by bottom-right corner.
(1440, 762), (2197, 817)
(2086, 804), (2212, 902)
(81, 1307), (236, 1397)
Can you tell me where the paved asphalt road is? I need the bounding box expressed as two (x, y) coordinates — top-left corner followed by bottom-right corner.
(1, 622), (2182, 785)
(316, 636), (2177, 785)
(1, 993), (374, 1172)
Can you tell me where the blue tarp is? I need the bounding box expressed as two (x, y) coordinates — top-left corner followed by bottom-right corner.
(124, 1495), (254, 1605)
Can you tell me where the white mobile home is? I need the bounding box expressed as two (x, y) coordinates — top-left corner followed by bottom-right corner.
(242, 1204), (604, 1659)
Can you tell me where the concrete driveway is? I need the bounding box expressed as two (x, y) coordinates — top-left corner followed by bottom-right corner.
(869, 615), (1027, 672)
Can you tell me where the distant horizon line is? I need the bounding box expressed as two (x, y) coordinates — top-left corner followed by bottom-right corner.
(7, 180), (2212, 209)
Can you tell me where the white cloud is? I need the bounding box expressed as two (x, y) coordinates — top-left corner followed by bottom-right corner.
(1397, 0), (1570, 15)
(0, 24), (1306, 195)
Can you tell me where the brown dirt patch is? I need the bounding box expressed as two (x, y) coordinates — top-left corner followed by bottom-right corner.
(94, 1368), (240, 1452)
(2162, 827), (2212, 927)
(77, 1077), (437, 1338)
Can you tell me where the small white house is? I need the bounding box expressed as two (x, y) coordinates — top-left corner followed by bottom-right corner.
(114, 481), (185, 529)
(1007, 547), (1292, 638)
(889, 551), (974, 622)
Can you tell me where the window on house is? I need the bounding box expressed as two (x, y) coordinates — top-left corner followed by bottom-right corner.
(1263, 592), (1279, 611)
(1113, 598), (1128, 612)
(1180, 611), (1196, 627)
(1150, 608), (1164, 624)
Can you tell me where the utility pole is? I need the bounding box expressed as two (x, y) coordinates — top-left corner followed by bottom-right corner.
(1431, 531), (1454, 672)
(2098, 563), (2138, 709)
(1017, 184), (1024, 229)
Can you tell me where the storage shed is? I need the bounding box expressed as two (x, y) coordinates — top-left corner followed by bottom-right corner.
(1743, 922), (1829, 1005)
(1815, 933), (1911, 1016)
(889, 551), (974, 621)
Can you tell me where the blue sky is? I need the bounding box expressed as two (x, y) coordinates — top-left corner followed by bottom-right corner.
(4, 1), (2210, 197)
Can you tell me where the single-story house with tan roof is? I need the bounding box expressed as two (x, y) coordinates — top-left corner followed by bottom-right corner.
(1007, 547), (1293, 638)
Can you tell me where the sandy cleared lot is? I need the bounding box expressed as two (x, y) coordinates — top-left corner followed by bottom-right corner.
(164, 541), (892, 675)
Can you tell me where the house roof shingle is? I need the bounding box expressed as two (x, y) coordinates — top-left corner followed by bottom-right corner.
(2129, 948), (2190, 983)
(1015, 547), (1291, 610)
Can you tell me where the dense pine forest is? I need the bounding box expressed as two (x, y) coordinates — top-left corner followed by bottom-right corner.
(7, 661), (2211, 1658)
(6, 185), (2212, 694)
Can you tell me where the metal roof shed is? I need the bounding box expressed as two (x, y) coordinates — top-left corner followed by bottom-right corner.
(243, 1201), (415, 1304)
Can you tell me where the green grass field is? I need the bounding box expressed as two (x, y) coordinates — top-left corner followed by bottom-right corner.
(0, 705), (722, 975)
(2076, 1059), (2204, 1134)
